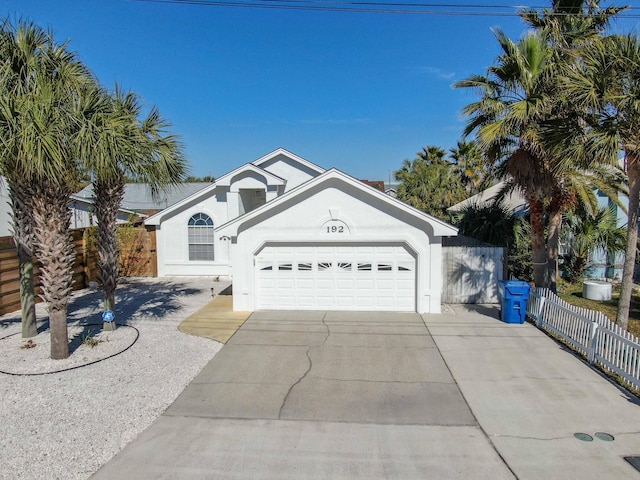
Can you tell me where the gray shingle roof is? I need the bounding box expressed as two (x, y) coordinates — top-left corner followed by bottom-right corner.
(75, 183), (213, 211)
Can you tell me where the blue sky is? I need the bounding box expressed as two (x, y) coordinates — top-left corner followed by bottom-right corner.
(6, 1), (640, 182)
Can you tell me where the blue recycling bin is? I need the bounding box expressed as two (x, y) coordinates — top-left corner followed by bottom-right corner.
(498, 280), (531, 324)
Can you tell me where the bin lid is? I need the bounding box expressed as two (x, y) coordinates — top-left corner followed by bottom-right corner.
(501, 280), (531, 297)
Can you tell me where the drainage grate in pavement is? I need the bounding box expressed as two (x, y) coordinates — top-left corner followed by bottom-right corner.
(624, 456), (640, 473)
(594, 432), (615, 442)
(574, 432), (593, 442)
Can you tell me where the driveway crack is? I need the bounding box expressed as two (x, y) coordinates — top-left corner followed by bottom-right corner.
(278, 346), (313, 419)
(321, 312), (330, 345)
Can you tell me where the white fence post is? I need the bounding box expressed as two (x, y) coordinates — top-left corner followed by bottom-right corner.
(587, 321), (598, 365)
(536, 294), (545, 329)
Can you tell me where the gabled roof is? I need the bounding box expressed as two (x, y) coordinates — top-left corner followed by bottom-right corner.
(144, 163), (289, 226)
(215, 162), (286, 187)
(252, 147), (326, 175)
(216, 168), (458, 237)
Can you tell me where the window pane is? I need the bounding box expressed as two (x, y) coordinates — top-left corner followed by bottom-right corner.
(188, 214), (214, 261)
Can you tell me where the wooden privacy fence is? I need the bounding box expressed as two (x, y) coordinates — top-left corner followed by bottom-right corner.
(0, 225), (156, 316)
(527, 287), (640, 392)
(442, 245), (504, 304)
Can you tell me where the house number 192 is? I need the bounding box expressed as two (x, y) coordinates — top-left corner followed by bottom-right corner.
(327, 225), (344, 233)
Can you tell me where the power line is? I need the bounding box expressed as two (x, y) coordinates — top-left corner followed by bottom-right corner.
(132, 0), (640, 17)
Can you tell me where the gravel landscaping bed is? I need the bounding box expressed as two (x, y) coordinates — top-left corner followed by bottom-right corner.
(0, 277), (229, 480)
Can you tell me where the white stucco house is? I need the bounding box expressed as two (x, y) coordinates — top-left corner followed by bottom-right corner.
(145, 148), (458, 313)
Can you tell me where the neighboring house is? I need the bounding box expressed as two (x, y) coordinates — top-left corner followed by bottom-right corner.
(0, 177), (141, 237)
(75, 182), (213, 216)
(146, 148), (458, 314)
(448, 179), (630, 280)
(359, 180), (385, 192)
(447, 180), (528, 216)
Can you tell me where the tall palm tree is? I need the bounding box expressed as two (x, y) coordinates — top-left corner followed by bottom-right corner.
(455, 1), (623, 291)
(0, 20), (44, 338)
(520, 0), (624, 291)
(557, 33), (640, 330)
(0, 19), (93, 358)
(76, 86), (187, 317)
(455, 30), (555, 288)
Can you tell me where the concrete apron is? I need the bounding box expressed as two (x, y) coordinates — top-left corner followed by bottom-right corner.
(91, 310), (515, 479)
(426, 304), (640, 480)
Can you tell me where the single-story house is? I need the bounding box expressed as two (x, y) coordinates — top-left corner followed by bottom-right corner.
(75, 181), (213, 216)
(0, 176), (142, 237)
(145, 148), (458, 313)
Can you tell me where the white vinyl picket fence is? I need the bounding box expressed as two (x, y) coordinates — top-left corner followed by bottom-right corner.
(527, 287), (640, 392)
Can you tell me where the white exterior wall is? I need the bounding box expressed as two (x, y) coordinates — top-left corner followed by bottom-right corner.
(151, 156), (323, 277)
(259, 154), (321, 191)
(155, 187), (231, 277)
(226, 183), (443, 313)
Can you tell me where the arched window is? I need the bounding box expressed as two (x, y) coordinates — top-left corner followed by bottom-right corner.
(188, 213), (214, 261)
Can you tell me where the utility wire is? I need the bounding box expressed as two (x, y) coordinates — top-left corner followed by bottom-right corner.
(133, 0), (640, 17)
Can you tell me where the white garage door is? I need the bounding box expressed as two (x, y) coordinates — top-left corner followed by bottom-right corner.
(255, 244), (416, 311)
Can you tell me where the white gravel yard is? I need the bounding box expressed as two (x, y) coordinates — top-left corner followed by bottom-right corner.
(0, 277), (229, 480)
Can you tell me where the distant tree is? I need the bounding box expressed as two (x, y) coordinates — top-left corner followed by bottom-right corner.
(449, 140), (488, 194)
(416, 145), (449, 166)
(185, 175), (215, 183)
(395, 146), (466, 221)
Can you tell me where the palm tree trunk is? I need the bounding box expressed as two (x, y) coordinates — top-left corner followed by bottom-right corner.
(94, 177), (124, 317)
(8, 179), (37, 338)
(547, 196), (563, 293)
(616, 151), (640, 331)
(530, 197), (548, 287)
(32, 181), (75, 360)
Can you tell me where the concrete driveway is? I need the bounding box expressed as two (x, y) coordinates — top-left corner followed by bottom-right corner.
(90, 307), (640, 479)
(91, 310), (515, 479)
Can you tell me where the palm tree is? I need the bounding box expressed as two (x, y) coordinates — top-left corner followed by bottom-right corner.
(451, 201), (518, 247)
(0, 20), (44, 338)
(455, 1), (623, 291)
(520, 0), (624, 292)
(520, 0), (624, 49)
(395, 148), (465, 221)
(556, 33), (640, 330)
(76, 86), (187, 318)
(0, 20), (92, 359)
(416, 145), (449, 166)
(455, 31), (555, 288)
(562, 204), (627, 283)
(449, 140), (487, 194)
(0, 19), (93, 358)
